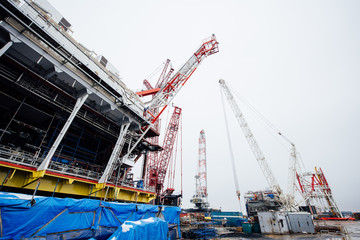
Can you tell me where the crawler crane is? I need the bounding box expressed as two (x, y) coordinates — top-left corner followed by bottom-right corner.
(220, 80), (345, 217)
(219, 79), (296, 210)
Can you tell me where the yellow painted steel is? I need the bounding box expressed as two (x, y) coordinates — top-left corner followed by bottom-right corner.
(0, 164), (156, 203)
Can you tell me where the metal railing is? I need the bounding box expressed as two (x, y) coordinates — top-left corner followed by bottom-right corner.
(0, 144), (40, 167)
(107, 174), (155, 193)
(0, 144), (154, 192)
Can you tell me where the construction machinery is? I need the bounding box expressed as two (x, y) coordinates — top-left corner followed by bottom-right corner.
(219, 79), (286, 205)
(190, 130), (209, 210)
(219, 79), (344, 218)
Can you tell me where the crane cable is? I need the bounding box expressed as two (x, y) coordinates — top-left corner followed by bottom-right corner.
(220, 88), (243, 214)
(180, 113), (183, 195)
(228, 84), (291, 148)
(145, 60), (169, 82)
(228, 83), (306, 172)
(225, 83), (307, 205)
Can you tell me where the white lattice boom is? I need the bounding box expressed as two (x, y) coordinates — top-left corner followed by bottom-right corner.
(219, 79), (284, 200)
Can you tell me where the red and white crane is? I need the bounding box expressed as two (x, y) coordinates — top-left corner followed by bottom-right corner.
(137, 35), (219, 202)
(138, 34), (219, 124)
(141, 60), (173, 190)
(146, 106), (182, 199)
(155, 106), (182, 195)
(190, 130), (209, 209)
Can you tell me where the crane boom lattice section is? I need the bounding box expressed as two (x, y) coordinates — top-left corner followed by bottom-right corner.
(198, 130), (208, 199)
(146, 35), (219, 123)
(156, 107), (182, 193)
(147, 107), (182, 195)
(190, 130), (209, 209)
(219, 79), (283, 197)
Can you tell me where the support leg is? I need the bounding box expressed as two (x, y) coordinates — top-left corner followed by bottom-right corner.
(98, 121), (130, 184)
(37, 93), (89, 172)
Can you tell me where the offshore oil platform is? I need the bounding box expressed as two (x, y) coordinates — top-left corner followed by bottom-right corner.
(0, 0), (218, 203)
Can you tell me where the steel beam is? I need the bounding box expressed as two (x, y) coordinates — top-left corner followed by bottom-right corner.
(0, 35), (20, 57)
(0, 164), (156, 202)
(0, 41), (12, 57)
(98, 120), (130, 184)
(44, 65), (62, 79)
(37, 91), (89, 172)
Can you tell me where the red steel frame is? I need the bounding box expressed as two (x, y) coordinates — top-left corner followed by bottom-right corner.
(296, 167), (342, 218)
(147, 107), (182, 195)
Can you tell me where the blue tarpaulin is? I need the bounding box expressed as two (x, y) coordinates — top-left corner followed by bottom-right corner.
(0, 192), (180, 240)
(108, 217), (168, 240)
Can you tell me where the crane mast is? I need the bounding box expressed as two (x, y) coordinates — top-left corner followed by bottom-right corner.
(219, 79), (284, 199)
(197, 130), (208, 200)
(286, 144), (300, 208)
(147, 106), (182, 197)
(190, 130), (209, 209)
(142, 62), (173, 186)
(156, 107), (182, 192)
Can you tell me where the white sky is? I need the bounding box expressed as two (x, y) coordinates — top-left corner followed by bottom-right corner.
(47, 0), (360, 212)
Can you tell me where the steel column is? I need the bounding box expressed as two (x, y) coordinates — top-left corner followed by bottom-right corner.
(0, 35), (20, 57)
(37, 92), (89, 171)
(0, 41), (13, 57)
(98, 121), (130, 184)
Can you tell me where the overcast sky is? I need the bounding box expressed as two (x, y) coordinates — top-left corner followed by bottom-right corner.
(47, 0), (360, 212)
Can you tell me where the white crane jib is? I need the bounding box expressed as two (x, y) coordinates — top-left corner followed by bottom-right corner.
(219, 79), (284, 199)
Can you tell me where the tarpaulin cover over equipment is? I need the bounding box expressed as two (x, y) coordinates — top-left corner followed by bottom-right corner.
(0, 192), (181, 239)
(108, 217), (168, 240)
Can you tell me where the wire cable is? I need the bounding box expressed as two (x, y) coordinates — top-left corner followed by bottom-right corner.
(220, 88), (243, 214)
(227, 82), (292, 152)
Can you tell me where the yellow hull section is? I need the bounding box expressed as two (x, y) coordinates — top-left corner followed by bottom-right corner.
(0, 161), (156, 203)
